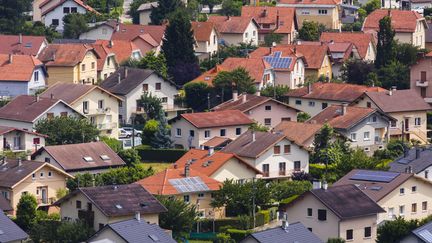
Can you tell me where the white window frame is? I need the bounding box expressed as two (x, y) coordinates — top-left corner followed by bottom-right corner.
(350, 133), (357, 141)
(176, 128), (182, 137)
(204, 130), (211, 139)
(364, 132), (370, 141)
(415, 117), (421, 126)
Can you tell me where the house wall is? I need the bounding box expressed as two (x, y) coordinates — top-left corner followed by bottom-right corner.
(291, 59), (305, 88)
(79, 25), (114, 41)
(1, 131), (46, 153)
(287, 97), (342, 117)
(132, 38), (158, 56)
(365, 42), (376, 61)
(395, 22), (425, 49)
(169, 191), (224, 219)
(195, 28), (218, 56)
(76, 51), (98, 85)
(99, 56), (117, 81)
(139, 10), (152, 25)
(219, 22), (258, 46)
(43, 0), (88, 32)
(45, 66), (76, 86)
(410, 56), (432, 99)
(290, 6), (341, 30)
(33, 0), (45, 21)
(0, 82), (29, 98)
(211, 157), (259, 181)
(28, 67), (47, 94)
(339, 215), (378, 243)
(89, 228), (127, 243)
(246, 100), (297, 128)
(39, 0), (61, 22)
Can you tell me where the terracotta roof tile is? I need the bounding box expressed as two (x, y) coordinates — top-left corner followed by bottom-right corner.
(363, 9), (425, 33)
(320, 32), (375, 59)
(201, 136), (232, 148)
(111, 23), (165, 44)
(208, 16), (256, 33)
(365, 90), (431, 113)
(192, 21), (216, 42)
(94, 39), (139, 64)
(241, 6), (296, 34)
(40, 83), (121, 104)
(309, 105), (377, 129)
(0, 125), (48, 137)
(0, 35), (46, 56)
(181, 110), (253, 128)
(274, 121), (323, 147)
(38, 44), (97, 67)
(213, 94), (299, 113)
(0, 54), (43, 82)
(278, 0), (342, 5)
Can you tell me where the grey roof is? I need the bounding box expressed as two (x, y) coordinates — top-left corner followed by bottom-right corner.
(242, 222), (322, 243)
(0, 210), (28, 242)
(389, 147), (432, 174)
(100, 67), (155, 95)
(0, 159), (46, 188)
(92, 218), (176, 243)
(222, 131), (285, 158)
(137, 1), (158, 11)
(412, 221), (432, 242)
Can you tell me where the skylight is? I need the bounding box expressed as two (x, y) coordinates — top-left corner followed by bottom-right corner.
(100, 155), (110, 161)
(83, 156), (94, 162)
(115, 204), (122, 209)
(149, 234), (160, 242)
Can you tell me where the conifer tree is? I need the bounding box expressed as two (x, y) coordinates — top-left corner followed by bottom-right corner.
(375, 16), (396, 69)
(150, 109), (173, 148)
(150, 0), (183, 25)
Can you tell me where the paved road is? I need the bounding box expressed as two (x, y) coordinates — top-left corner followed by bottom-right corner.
(120, 0), (133, 23)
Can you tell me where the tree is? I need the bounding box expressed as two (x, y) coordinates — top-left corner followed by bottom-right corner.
(213, 67), (256, 101)
(313, 123), (334, 155)
(363, 0), (380, 14)
(150, 0), (183, 25)
(375, 16), (396, 69)
(63, 13), (89, 39)
(220, 0), (242, 16)
(150, 109), (173, 148)
(137, 92), (164, 120)
(162, 9), (200, 85)
(260, 85), (290, 101)
(16, 194), (38, 231)
(35, 117), (99, 145)
(100, 136), (122, 152)
(0, 0), (32, 34)
(327, 238), (346, 243)
(22, 21), (62, 42)
(30, 219), (94, 243)
(341, 59), (376, 86)
(202, 0), (222, 14)
(184, 82), (211, 111)
(395, 43), (422, 66)
(118, 149), (141, 165)
(335, 149), (377, 178)
(297, 112), (311, 122)
(142, 119), (159, 144)
(249, 123), (269, 132)
(376, 217), (418, 243)
(377, 61), (410, 89)
(264, 32), (284, 47)
(139, 51), (168, 79)
(158, 197), (198, 238)
(269, 180), (312, 201)
(298, 21), (325, 41)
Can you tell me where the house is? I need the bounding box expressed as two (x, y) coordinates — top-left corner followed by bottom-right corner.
(240, 222), (322, 243)
(191, 21), (218, 60)
(200, 137), (232, 150)
(0, 196), (13, 215)
(273, 120), (324, 149)
(79, 20), (119, 40)
(320, 32), (377, 62)
(0, 95), (83, 131)
(354, 89), (431, 144)
(241, 6), (297, 44)
(0, 159), (73, 214)
(410, 51), (432, 104)
(172, 148), (262, 182)
(41, 0), (99, 32)
(32, 142), (126, 175)
(88, 41), (119, 80)
(88, 217), (176, 243)
(100, 67), (182, 123)
(0, 126), (46, 153)
(285, 82), (386, 116)
(0, 34), (48, 56)
(389, 147), (432, 181)
(401, 220), (432, 243)
(426, 20), (432, 50)
(222, 130), (309, 179)
(277, 0), (342, 30)
(213, 93), (298, 127)
(281, 184), (385, 242)
(323, 42), (356, 78)
(191, 57), (275, 90)
(207, 16), (259, 46)
(170, 110), (253, 149)
(334, 169), (432, 223)
(309, 105), (393, 153)
(0, 54), (47, 97)
(40, 83), (122, 138)
(137, 2), (158, 25)
(0, 210), (28, 242)
(363, 10), (427, 48)
(136, 166), (224, 219)
(38, 44), (99, 86)
(54, 184), (167, 231)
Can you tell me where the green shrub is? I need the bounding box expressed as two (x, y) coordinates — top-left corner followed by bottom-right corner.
(135, 145), (187, 162)
(280, 195), (299, 204)
(226, 229), (252, 242)
(214, 233), (233, 243)
(259, 210), (270, 224)
(268, 207), (278, 221)
(254, 212), (266, 227)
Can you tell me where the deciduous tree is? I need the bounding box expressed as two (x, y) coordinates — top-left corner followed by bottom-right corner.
(158, 197), (198, 238)
(16, 194), (38, 231)
(63, 13), (89, 39)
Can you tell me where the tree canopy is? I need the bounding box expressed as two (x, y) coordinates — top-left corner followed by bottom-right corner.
(150, 0), (183, 25)
(298, 21), (326, 41)
(183, 82), (211, 111)
(375, 16), (396, 69)
(63, 13), (89, 39)
(16, 194), (38, 231)
(213, 67), (256, 101)
(0, 0), (32, 34)
(158, 197), (198, 239)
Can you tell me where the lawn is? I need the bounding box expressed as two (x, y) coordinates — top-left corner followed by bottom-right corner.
(141, 162), (172, 173)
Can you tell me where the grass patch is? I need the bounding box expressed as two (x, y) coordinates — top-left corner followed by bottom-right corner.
(141, 162), (171, 173)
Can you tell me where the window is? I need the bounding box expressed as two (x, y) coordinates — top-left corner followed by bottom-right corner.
(307, 208), (313, 217)
(198, 193), (204, 198)
(161, 97), (168, 103)
(284, 145), (291, 154)
(236, 127), (241, 135)
(213, 35), (216, 44)
(60, 111), (68, 117)
(44, 157), (50, 163)
(262, 23), (271, 28)
(99, 224), (104, 230)
(76, 200), (82, 209)
(423, 201), (428, 211)
(48, 171), (52, 177)
(346, 229), (353, 240)
(204, 130), (211, 138)
(388, 207), (394, 217)
(32, 173), (35, 179)
(143, 83), (148, 92)
(322, 103), (328, 109)
(253, 30), (256, 36)
(245, 32), (248, 38)
(364, 132), (370, 140)
(415, 117), (421, 126)
(265, 105), (271, 111)
(155, 83), (161, 90)
(364, 227), (371, 238)
(412, 203), (417, 213)
(52, 19), (59, 26)
(412, 186), (417, 192)
(390, 120), (397, 128)
(308, 228), (313, 232)
(400, 205), (405, 215)
(318, 9), (328, 14)
(176, 128), (181, 137)
(372, 116), (377, 123)
(426, 170), (429, 179)
(81, 64), (85, 71)
(98, 100), (104, 109)
(71, 7), (77, 13)
(184, 195), (190, 203)
(308, 101), (315, 107)
(264, 118), (271, 126)
(219, 129), (226, 136)
(34, 71), (39, 82)
(274, 145), (281, 154)
(317, 209), (327, 221)
(366, 102), (371, 108)
(189, 130), (195, 137)
(91, 62), (95, 69)
(350, 133), (357, 141)
(400, 188), (405, 195)
(63, 7), (70, 13)
(301, 10), (310, 14)
(262, 164), (269, 177)
(279, 162), (286, 175)
(294, 161), (301, 171)
(295, 100), (302, 105)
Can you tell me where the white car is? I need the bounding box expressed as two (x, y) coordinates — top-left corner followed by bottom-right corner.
(121, 127), (142, 137)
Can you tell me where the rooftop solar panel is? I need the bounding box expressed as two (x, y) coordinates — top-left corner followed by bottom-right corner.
(169, 176), (210, 193)
(264, 53), (293, 69)
(350, 170), (399, 183)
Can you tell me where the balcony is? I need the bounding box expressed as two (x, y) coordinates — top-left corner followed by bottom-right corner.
(97, 122), (117, 130)
(279, 170), (286, 176)
(37, 197), (56, 205)
(95, 107), (111, 114)
(416, 80), (429, 87)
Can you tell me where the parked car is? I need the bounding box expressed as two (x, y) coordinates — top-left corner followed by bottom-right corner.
(121, 127), (142, 137)
(119, 128), (129, 138)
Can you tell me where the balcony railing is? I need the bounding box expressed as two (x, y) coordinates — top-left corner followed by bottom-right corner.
(37, 197), (56, 205)
(416, 80), (429, 87)
(95, 107), (111, 114)
(97, 122), (117, 130)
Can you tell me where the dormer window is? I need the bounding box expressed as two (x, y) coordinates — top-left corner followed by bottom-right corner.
(100, 155), (110, 161)
(83, 156), (94, 162)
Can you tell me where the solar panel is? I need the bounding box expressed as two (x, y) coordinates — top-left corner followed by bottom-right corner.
(418, 229), (432, 242)
(264, 53), (293, 69)
(169, 176), (210, 193)
(350, 170), (399, 183)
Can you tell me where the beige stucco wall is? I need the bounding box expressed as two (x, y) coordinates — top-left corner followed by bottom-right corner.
(211, 157), (259, 181)
(99, 55), (117, 81)
(291, 6), (341, 30)
(90, 227), (127, 243)
(339, 215), (378, 243)
(77, 51), (98, 84)
(246, 100), (297, 128)
(46, 66), (76, 86)
(410, 56), (432, 99)
(169, 191), (225, 219)
(287, 97), (341, 117)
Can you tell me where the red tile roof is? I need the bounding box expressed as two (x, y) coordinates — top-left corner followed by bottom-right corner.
(249, 46), (303, 71)
(192, 21), (216, 42)
(201, 136), (233, 148)
(0, 34), (46, 56)
(273, 121), (323, 147)
(93, 39), (139, 64)
(286, 82), (386, 102)
(241, 6), (296, 34)
(278, 0), (341, 5)
(309, 105), (378, 129)
(363, 9), (425, 33)
(181, 110), (253, 128)
(208, 16), (257, 34)
(0, 54), (43, 82)
(136, 168), (222, 195)
(38, 44), (97, 67)
(0, 125), (48, 137)
(364, 90), (431, 113)
(320, 32), (375, 59)
(111, 23), (165, 44)
(213, 94), (299, 113)
(41, 0), (99, 16)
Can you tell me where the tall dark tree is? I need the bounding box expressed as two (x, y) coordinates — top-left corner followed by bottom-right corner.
(150, 0), (183, 25)
(162, 9), (200, 85)
(375, 16), (396, 69)
(150, 109), (173, 148)
(63, 13), (89, 39)
(16, 194), (37, 231)
(0, 0), (32, 34)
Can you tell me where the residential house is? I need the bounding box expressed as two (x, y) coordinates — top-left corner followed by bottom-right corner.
(0, 34), (48, 56)
(354, 89), (431, 144)
(363, 10), (427, 48)
(222, 130), (309, 179)
(170, 110), (253, 149)
(322, 41), (357, 78)
(0, 210), (28, 242)
(0, 126), (46, 154)
(207, 16), (259, 46)
(32, 142), (126, 175)
(285, 82), (386, 116)
(137, 2), (158, 25)
(0, 95), (83, 131)
(389, 147), (432, 181)
(273, 120), (324, 149)
(0, 196), (13, 215)
(241, 6), (297, 44)
(320, 32), (377, 62)
(334, 169), (432, 223)
(240, 222), (322, 243)
(136, 167), (224, 219)
(0, 159), (73, 215)
(100, 67), (182, 123)
(40, 83), (122, 138)
(426, 20), (432, 50)
(281, 184), (384, 242)
(401, 220), (432, 243)
(249, 46), (306, 88)
(191, 21), (219, 60)
(54, 184), (167, 231)
(94, 39), (142, 67)
(88, 217), (176, 243)
(191, 57), (274, 90)
(172, 148), (262, 182)
(88, 41), (119, 80)
(0, 54), (47, 97)
(410, 51), (432, 103)
(79, 20), (119, 40)
(309, 105), (393, 154)
(277, 0), (342, 30)
(38, 44), (99, 86)
(41, 0), (99, 32)
(212, 93), (298, 127)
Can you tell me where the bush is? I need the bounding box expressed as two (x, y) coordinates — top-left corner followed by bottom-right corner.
(135, 145), (187, 162)
(226, 229), (252, 242)
(260, 210), (270, 224)
(215, 233), (233, 243)
(254, 212), (265, 227)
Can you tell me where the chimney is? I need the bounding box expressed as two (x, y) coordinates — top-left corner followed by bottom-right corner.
(255, 90), (261, 96)
(50, 93), (54, 99)
(36, 95), (40, 102)
(242, 94), (247, 103)
(293, 47), (297, 54)
(322, 181), (328, 190)
(252, 131), (256, 142)
(135, 212), (141, 221)
(312, 180), (321, 190)
(118, 73), (121, 84)
(416, 147), (421, 159)
(408, 166), (412, 173)
(392, 86), (397, 92)
(341, 103), (348, 116)
(19, 33), (22, 44)
(208, 147), (215, 156)
(185, 164), (190, 177)
(263, 9), (267, 17)
(125, 68), (128, 78)
(281, 215), (289, 231)
(330, 39), (334, 44)
(233, 90), (238, 101)
(8, 54), (13, 63)
(108, 40), (114, 48)
(307, 82), (312, 94)
(276, 10), (280, 29)
(116, 23), (120, 32)
(173, 163), (178, 169)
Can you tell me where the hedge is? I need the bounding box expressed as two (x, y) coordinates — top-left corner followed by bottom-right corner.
(135, 145), (187, 162)
(226, 229), (253, 242)
(259, 210), (270, 224)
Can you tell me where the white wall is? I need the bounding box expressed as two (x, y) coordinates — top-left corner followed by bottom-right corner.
(43, 0), (88, 32)
(288, 97), (341, 117)
(28, 67), (47, 95)
(79, 25), (115, 40)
